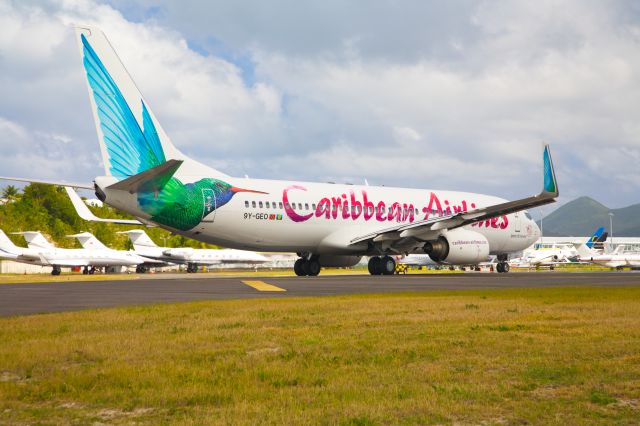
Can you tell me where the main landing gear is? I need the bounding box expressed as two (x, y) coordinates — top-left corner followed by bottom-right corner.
(136, 265), (148, 274)
(294, 256), (321, 276)
(368, 256), (396, 275)
(51, 265), (61, 276)
(186, 263), (199, 273)
(496, 254), (510, 273)
(82, 266), (96, 275)
(496, 262), (510, 273)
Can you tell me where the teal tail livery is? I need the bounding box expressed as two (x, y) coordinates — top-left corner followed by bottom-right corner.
(75, 26), (264, 231)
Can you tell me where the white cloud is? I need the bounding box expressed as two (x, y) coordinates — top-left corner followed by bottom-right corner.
(0, 0), (639, 208)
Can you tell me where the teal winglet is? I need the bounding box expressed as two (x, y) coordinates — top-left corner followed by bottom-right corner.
(543, 145), (558, 195)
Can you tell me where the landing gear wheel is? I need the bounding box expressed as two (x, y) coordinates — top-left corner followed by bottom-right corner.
(294, 259), (306, 276)
(368, 257), (381, 275)
(89, 267), (96, 275)
(83, 266), (89, 275)
(496, 262), (509, 273)
(51, 266), (61, 276)
(381, 256), (396, 275)
(307, 259), (321, 276)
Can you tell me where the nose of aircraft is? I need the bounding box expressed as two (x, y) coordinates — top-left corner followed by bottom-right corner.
(529, 219), (541, 243)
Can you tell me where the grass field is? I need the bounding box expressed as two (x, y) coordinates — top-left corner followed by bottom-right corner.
(1, 287), (639, 424)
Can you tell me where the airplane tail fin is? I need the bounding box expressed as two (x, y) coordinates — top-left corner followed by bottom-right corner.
(74, 26), (228, 181)
(593, 232), (608, 251)
(118, 230), (159, 248)
(14, 232), (55, 249)
(0, 230), (20, 256)
(67, 232), (108, 250)
(585, 227), (605, 249)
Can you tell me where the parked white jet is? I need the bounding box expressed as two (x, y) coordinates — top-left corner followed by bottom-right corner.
(510, 227), (607, 268)
(118, 230), (268, 273)
(68, 231), (168, 273)
(0, 26), (559, 276)
(577, 244), (640, 269)
(0, 230), (145, 275)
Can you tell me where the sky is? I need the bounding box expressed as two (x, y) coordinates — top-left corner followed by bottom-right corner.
(1, 0), (639, 214)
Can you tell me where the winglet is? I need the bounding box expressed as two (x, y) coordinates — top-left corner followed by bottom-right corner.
(543, 144), (558, 196)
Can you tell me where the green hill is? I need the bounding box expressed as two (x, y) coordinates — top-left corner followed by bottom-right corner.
(0, 184), (218, 250)
(539, 196), (640, 237)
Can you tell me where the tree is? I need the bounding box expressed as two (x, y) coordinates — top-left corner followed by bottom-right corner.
(2, 185), (19, 201)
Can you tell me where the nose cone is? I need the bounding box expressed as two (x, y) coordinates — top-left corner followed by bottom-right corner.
(529, 220), (541, 243)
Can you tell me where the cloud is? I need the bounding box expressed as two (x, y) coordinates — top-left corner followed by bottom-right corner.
(0, 0), (639, 209)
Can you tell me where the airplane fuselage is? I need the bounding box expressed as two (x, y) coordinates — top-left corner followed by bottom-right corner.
(97, 175), (541, 257)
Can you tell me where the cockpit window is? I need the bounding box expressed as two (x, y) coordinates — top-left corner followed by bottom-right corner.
(524, 211), (532, 220)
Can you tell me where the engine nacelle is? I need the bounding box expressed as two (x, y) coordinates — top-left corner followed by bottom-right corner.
(317, 255), (362, 268)
(423, 229), (490, 265)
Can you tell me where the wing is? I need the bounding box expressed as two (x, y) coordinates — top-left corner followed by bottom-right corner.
(40, 256), (90, 267)
(351, 145), (559, 246)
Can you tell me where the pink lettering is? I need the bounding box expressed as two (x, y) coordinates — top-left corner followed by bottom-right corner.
(316, 198), (331, 219)
(363, 191), (374, 221)
(283, 186), (313, 222)
(376, 201), (386, 221)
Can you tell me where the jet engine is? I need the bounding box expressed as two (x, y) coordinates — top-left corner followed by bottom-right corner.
(423, 229), (490, 264)
(317, 255), (362, 267)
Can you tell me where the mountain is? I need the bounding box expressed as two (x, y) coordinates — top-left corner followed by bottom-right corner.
(538, 196), (640, 237)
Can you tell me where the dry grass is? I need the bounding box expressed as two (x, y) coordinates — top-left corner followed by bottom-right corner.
(1, 287), (639, 424)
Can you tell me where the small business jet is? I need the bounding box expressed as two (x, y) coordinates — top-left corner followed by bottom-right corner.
(577, 243), (640, 269)
(118, 230), (268, 273)
(0, 26), (559, 276)
(0, 230), (146, 275)
(511, 228), (607, 268)
(67, 231), (169, 273)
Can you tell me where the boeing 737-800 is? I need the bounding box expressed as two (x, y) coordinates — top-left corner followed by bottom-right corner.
(0, 26), (559, 276)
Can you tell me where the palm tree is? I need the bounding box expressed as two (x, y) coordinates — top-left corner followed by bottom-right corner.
(1, 185), (19, 201)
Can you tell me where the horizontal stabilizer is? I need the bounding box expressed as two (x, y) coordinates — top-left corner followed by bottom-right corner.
(64, 187), (142, 225)
(0, 176), (93, 189)
(106, 159), (183, 194)
(13, 231), (55, 249)
(66, 232), (108, 250)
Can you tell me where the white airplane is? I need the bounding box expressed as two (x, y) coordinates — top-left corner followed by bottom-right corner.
(118, 229), (268, 273)
(511, 227), (607, 268)
(0, 26), (558, 276)
(0, 230), (146, 275)
(577, 243), (640, 269)
(67, 231), (169, 273)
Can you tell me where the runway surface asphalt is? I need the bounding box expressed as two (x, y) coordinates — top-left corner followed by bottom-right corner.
(1, 272), (639, 316)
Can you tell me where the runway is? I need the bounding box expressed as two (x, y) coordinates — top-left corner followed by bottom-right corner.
(1, 272), (639, 316)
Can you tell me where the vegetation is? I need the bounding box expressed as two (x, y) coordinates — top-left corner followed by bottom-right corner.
(0, 183), (218, 249)
(1, 286), (639, 424)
